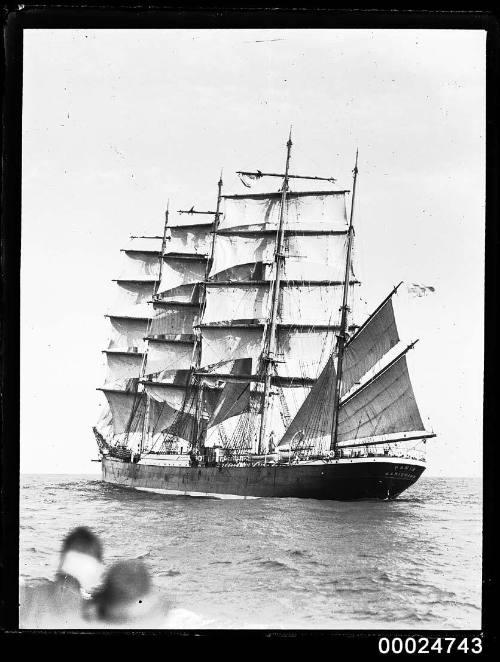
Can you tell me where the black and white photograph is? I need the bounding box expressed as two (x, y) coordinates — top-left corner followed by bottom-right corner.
(7, 13), (488, 638)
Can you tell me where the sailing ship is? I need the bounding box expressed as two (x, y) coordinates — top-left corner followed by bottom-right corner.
(93, 134), (435, 500)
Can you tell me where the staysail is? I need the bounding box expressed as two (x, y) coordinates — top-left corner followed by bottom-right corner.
(275, 355), (337, 454)
(277, 291), (431, 451)
(336, 354), (424, 442)
(341, 297), (400, 395)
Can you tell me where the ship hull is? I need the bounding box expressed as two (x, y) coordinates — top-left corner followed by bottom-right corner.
(101, 455), (425, 500)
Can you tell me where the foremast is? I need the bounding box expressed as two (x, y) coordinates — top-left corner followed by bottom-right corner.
(330, 150), (358, 453)
(108, 190), (221, 456)
(96, 221), (168, 455)
(257, 133), (293, 454)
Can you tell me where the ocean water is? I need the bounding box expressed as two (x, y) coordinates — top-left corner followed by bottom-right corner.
(19, 474), (482, 630)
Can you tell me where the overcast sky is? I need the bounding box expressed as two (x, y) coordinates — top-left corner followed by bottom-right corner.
(21, 29), (485, 476)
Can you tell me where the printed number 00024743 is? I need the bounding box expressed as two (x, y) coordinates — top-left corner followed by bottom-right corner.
(378, 637), (483, 655)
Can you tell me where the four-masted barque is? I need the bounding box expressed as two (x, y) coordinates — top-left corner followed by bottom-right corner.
(94, 135), (435, 499)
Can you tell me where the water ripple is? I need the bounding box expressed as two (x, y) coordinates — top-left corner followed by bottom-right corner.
(19, 474), (482, 630)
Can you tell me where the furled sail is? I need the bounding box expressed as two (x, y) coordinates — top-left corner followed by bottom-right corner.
(336, 355), (425, 442)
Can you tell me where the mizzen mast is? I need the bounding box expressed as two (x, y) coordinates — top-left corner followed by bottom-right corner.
(330, 150), (358, 453)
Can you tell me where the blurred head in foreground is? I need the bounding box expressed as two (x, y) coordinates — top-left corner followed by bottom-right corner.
(93, 559), (163, 626)
(19, 526), (104, 629)
(57, 526), (104, 595)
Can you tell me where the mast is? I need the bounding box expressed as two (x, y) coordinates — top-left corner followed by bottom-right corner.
(330, 150), (358, 452)
(158, 204), (170, 289)
(257, 132), (293, 454)
(139, 203), (170, 455)
(208, 171), (224, 277)
(193, 172), (224, 449)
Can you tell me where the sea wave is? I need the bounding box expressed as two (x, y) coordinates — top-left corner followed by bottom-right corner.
(19, 474), (482, 630)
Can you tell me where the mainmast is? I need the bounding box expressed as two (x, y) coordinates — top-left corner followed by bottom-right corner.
(257, 132), (293, 454)
(139, 203), (170, 454)
(330, 150), (358, 452)
(207, 171), (224, 278)
(193, 172), (224, 449)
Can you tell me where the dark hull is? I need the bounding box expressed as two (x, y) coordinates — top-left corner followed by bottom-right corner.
(102, 456), (425, 500)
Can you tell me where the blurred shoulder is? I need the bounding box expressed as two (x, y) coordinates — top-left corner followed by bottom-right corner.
(19, 580), (55, 628)
(20, 580), (55, 610)
(19, 578), (86, 629)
